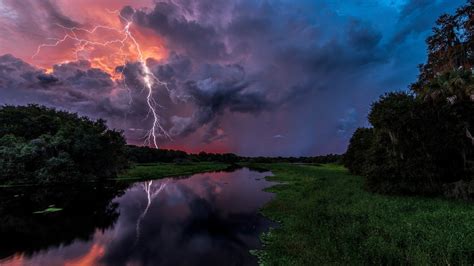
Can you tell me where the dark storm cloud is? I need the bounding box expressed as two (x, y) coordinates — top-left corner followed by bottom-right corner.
(392, 0), (462, 43)
(35, 0), (78, 28)
(133, 2), (228, 61)
(0, 54), (43, 89)
(0, 0), (466, 155)
(125, 0), (390, 147)
(0, 56), (115, 97)
(348, 20), (383, 50)
(0, 55), (132, 124)
(37, 74), (59, 84)
(0, 0), (79, 40)
(50, 61), (116, 92)
(123, 53), (274, 143)
(120, 0), (460, 153)
(168, 64), (269, 137)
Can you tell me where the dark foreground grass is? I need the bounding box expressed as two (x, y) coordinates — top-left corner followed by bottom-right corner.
(117, 162), (231, 181)
(253, 163), (474, 265)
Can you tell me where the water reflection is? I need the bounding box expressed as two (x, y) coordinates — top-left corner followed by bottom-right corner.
(135, 180), (168, 245)
(0, 168), (276, 266)
(0, 182), (128, 261)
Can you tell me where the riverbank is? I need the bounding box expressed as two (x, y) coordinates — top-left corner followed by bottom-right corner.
(253, 163), (474, 264)
(116, 162), (232, 181)
(0, 163), (231, 187)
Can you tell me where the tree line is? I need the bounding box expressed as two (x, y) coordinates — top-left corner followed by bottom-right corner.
(126, 144), (342, 164)
(344, 1), (474, 199)
(0, 105), (128, 184)
(0, 104), (342, 185)
(126, 145), (240, 164)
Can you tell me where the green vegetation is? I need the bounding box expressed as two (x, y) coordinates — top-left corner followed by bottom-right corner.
(33, 207), (63, 214)
(126, 144), (342, 165)
(126, 145), (240, 164)
(241, 154), (343, 164)
(344, 1), (474, 198)
(0, 105), (128, 185)
(342, 128), (373, 175)
(117, 162), (231, 181)
(254, 163), (474, 265)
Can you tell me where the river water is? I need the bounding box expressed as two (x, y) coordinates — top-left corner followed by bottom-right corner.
(0, 168), (277, 266)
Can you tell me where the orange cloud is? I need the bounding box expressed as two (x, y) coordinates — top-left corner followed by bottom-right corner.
(30, 6), (167, 78)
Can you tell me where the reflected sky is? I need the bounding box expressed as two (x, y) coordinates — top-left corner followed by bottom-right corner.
(1, 168), (276, 266)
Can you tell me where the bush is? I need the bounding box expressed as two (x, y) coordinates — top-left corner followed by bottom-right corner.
(344, 127), (374, 175)
(0, 105), (128, 184)
(347, 91), (474, 196)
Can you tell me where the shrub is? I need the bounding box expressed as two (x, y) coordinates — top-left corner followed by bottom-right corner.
(354, 91), (474, 196)
(344, 127), (374, 175)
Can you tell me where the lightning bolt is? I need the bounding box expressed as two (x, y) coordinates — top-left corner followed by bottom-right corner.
(33, 9), (171, 148)
(135, 180), (168, 246)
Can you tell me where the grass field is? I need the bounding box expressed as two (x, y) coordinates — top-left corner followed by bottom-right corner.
(117, 162), (231, 181)
(252, 163), (474, 265)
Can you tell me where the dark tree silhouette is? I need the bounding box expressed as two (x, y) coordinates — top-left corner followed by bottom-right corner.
(0, 105), (128, 184)
(345, 1), (474, 198)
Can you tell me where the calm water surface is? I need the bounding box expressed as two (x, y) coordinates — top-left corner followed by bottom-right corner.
(0, 168), (276, 266)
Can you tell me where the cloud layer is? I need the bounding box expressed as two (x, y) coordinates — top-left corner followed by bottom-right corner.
(0, 0), (465, 155)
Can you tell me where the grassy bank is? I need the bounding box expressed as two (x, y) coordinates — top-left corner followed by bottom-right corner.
(117, 162), (231, 181)
(0, 163), (231, 187)
(254, 163), (474, 265)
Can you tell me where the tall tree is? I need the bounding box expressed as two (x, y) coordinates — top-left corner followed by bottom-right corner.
(413, 0), (473, 94)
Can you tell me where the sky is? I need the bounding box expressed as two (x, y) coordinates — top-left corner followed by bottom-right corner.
(0, 0), (465, 156)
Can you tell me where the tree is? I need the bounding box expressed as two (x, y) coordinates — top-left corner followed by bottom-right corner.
(345, 1), (474, 198)
(412, 0), (473, 93)
(356, 89), (473, 196)
(344, 128), (374, 175)
(0, 105), (128, 184)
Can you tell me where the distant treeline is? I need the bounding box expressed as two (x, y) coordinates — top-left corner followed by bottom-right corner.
(240, 154), (343, 164)
(126, 145), (342, 164)
(344, 1), (474, 199)
(126, 145), (239, 163)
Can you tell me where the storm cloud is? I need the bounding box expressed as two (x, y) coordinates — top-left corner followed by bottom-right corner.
(0, 0), (466, 155)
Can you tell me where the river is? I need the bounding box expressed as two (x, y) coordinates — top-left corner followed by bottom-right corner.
(0, 167), (277, 266)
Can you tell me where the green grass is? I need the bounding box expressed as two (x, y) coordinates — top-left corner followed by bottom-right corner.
(252, 163), (474, 265)
(117, 162), (231, 181)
